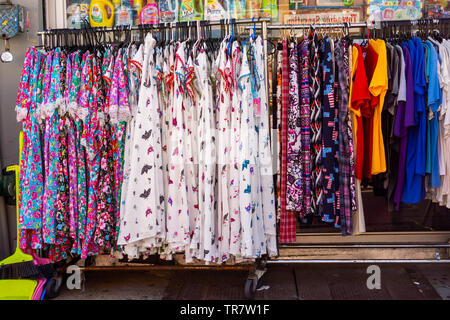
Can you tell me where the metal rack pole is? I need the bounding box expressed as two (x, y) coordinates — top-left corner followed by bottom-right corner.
(264, 22), (368, 29)
(37, 17), (272, 36)
(247, 22), (369, 30)
(267, 259), (450, 264)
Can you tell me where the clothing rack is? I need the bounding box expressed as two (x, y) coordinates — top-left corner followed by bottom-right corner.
(37, 18), (271, 106)
(249, 19), (450, 274)
(250, 22), (368, 29)
(36, 17), (271, 39)
(34, 17), (273, 300)
(32, 18), (450, 300)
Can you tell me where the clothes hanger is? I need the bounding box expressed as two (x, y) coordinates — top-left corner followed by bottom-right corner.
(227, 19), (235, 57)
(241, 17), (256, 52)
(193, 20), (202, 58)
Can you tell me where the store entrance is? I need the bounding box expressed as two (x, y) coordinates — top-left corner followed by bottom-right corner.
(297, 189), (450, 234)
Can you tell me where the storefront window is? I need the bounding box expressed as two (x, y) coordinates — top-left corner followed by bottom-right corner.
(62, 0), (368, 27)
(367, 0), (422, 22)
(277, 0), (365, 24)
(424, 0), (450, 17)
(64, 0), (279, 27)
(59, 0), (450, 29)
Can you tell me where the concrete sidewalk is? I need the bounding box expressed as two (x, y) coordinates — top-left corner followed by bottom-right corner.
(55, 264), (450, 300)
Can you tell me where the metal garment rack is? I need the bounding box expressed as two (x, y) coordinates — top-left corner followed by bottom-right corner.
(36, 17), (272, 300)
(251, 19), (450, 269)
(34, 18), (450, 299)
(36, 17), (271, 42)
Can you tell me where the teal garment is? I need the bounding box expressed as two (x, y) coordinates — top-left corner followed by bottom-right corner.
(424, 41), (442, 188)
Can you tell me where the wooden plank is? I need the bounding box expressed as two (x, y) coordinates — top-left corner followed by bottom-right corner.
(255, 266), (298, 300)
(294, 265), (332, 300)
(292, 231), (450, 244)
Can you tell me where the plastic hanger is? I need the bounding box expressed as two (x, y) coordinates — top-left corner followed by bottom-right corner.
(193, 20), (202, 58)
(241, 17), (256, 52)
(227, 18), (235, 57)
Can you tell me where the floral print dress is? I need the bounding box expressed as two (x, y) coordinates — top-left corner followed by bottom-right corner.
(18, 48), (45, 250)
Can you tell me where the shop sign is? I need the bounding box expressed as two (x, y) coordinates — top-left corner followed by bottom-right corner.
(283, 9), (361, 24)
(368, 0), (422, 21)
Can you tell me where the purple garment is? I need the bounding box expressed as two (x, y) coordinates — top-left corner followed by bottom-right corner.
(393, 45), (414, 210)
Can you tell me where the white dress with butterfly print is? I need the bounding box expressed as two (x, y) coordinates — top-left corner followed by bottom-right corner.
(215, 40), (231, 263)
(238, 41), (270, 259)
(228, 41), (242, 257)
(159, 44), (173, 259)
(248, 40), (266, 259)
(238, 44), (255, 258)
(183, 53), (200, 263)
(191, 47), (219, 263)
(254, 37), (277, 257)
(165, 41), (190, 252)
(118, 34), (165, 255)
(246, 39), (268, 258)
(117, 44), (144, 258)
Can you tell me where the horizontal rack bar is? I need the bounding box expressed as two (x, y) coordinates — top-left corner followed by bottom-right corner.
(37, 17), (271, 36)
(57, 265), (256, 272)
(267, 259), (450, 264)
(278, 243), (450, 248)
(257, 22), (368, 29)
(248, 18), (450, 30)
(378, 17), (450, 26)
(288, 5), (365, 9)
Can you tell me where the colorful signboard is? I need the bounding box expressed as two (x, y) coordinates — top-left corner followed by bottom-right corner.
(368, 0), (422, 21)
(284, 9), (360, 24)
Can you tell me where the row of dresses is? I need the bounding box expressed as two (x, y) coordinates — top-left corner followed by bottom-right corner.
(274, 33), (450, 242)
(273, 33), (357, 242)
(119, 34), (277, 263)
(357, 36), (450, 211)
(15, 33), (278, 263)
(16, 45), (132, 262)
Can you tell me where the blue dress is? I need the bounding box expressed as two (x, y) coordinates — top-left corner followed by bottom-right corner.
(402, 38), (427, 204)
